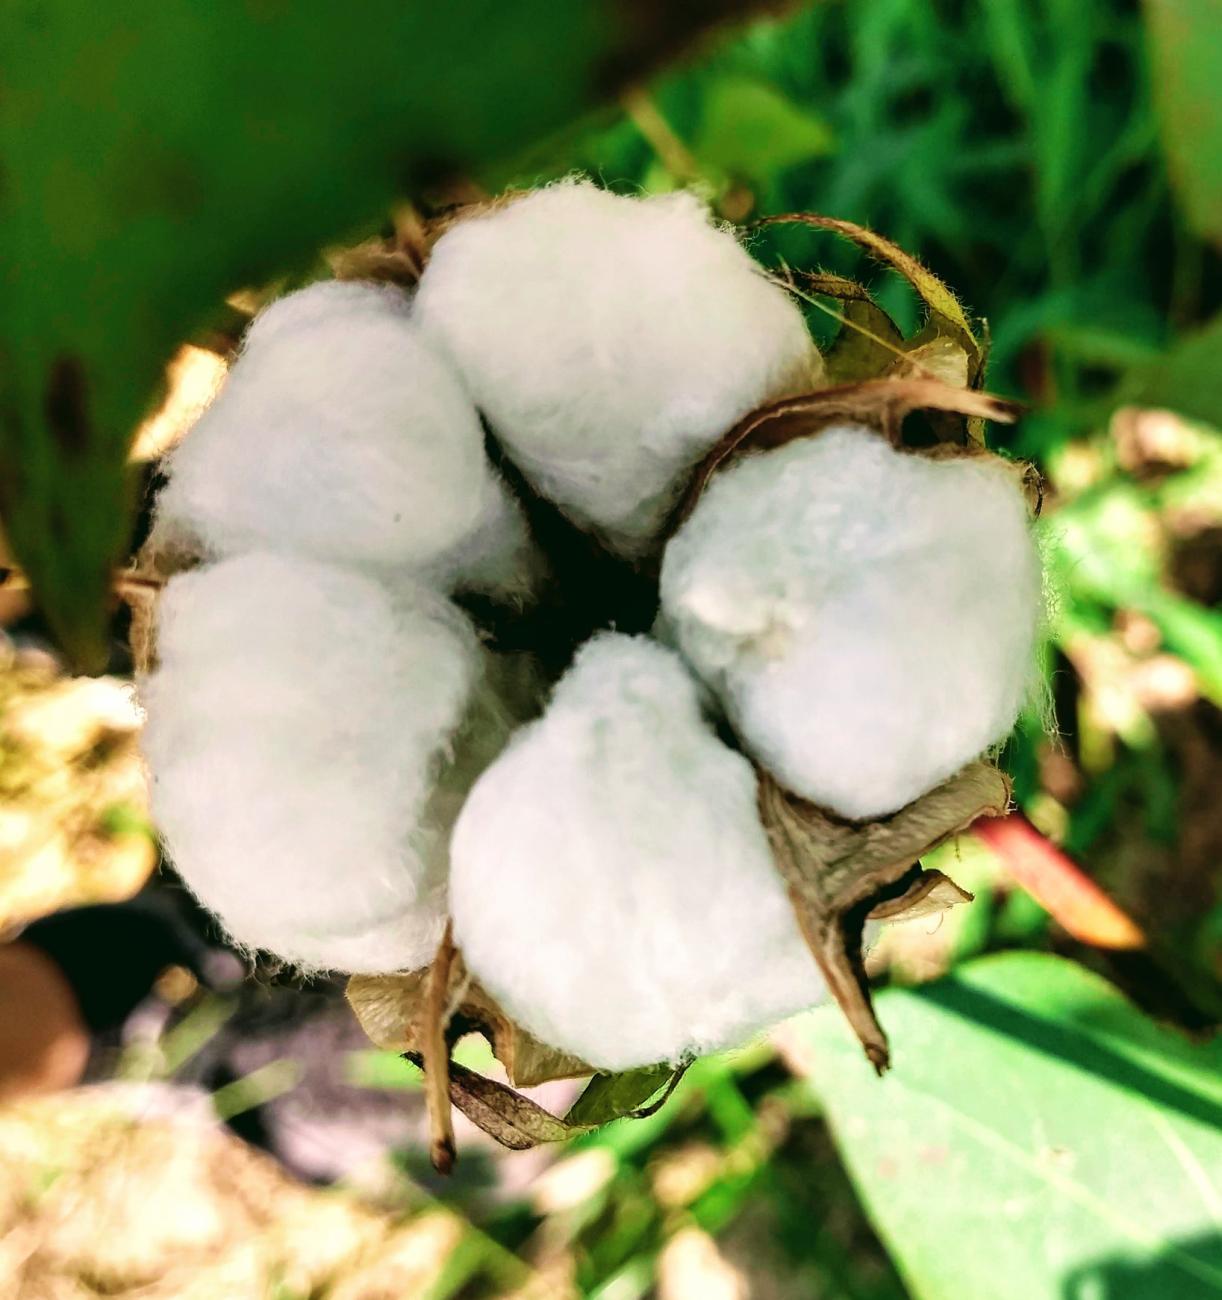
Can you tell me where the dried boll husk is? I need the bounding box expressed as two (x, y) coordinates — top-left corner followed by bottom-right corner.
(139, 552), (489, 974)
(152, 281), (537, 602)
(660, 424), (1042, 819)
(414, 179), (823, 556)
(448, 633), (826, 1072)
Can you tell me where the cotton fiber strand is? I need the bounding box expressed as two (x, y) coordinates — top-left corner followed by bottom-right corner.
(155, 281), (532, 595)
(140, 552), (481, 973)
(415, 180), (822, 554)
(449, 634), (825, 1070)
(660, 427), (1042, 819)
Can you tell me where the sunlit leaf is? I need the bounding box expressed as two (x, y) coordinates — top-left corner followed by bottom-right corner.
(788, 953), (1222, 1300)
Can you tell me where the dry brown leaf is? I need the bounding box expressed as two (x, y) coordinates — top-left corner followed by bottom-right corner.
(758, 760), (1011, 1073)
(351, 945), (685, 1162)
(328, 206), (431, 287)
(867, 870), (974, 923)
(408, 1054), (583, 1151)
(347, 964), (590, 1092)
(116, 532), (202, 675)
(406, 1054), (686, 1158)
(801, 273), (907, 385)
(888, 336), (971, 389)
(668, 381), (1021, 537)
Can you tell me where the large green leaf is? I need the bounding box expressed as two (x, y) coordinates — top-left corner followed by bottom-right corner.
(0, 0), (767, 666)
(1145, 0), (1222, 247)
(791, 953), (1222, 1300)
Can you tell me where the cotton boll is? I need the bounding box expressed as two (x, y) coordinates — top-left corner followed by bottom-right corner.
(415, 180), (822, 554)
(140, 552), (482, 973)
(155, 281), (533, 597)
(250, 902), (448, 978)
(241, 279), (404, 352)
(449, 634), (824, 1071)
(660, 427), (1042, 820)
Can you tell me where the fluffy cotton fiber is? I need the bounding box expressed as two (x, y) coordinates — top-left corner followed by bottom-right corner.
(140, 552), (482, 973)
(660, 427), (1042, 820)
(449, 634), (825, 1070)
(415, 180), (823, 554)
(154, 281), (534, 598)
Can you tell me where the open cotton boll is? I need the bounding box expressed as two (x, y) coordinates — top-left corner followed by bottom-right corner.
(660, 427), (1042, 820)
(415, 180), (822, 554)
(154, 280), (534, 597)
(140, 552), (481, 974)
(449, 634), (824, 1071)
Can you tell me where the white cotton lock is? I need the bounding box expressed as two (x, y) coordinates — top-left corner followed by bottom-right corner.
(154, 280), (535, 599)
(449, 634), (825, 1071)
(139, 552), (483, 973)
(415, 179), (823, 555)
(660, 426), (1042, 820)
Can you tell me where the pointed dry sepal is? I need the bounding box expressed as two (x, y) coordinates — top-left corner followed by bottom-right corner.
(347, 955), (590, 1092)
(421, 921), (458, 1173)
(758, 760), (1011, 1073)
(348, 940), (689, 1163)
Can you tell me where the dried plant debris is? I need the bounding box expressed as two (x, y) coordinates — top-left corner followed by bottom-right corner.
(118, 179), (1041, 1163)
(759, 761), (1010, 1073)
(0, 1083), (483, 1298)
(347, 956), (591, 1093)
(350, 931), (684, 1164)
(0, 646), (155, 930)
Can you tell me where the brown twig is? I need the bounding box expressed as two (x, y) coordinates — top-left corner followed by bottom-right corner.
(423, 921), (458, 1174)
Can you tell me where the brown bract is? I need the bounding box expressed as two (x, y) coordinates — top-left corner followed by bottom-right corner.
(759, 761), (1012, 1074)
(349, 930), (686, 1169)
(666, 379), (1022, 538)
(347, 941), (591, 1092)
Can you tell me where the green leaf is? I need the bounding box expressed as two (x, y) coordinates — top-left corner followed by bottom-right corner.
(802, 273), (907, 384)
(692, 74), (834, 182)
(1046, 480), (1222, 705)
(1142, 590), (1222, 705)
(0, 0), (767, 666)
(565, 1063), (677, 1126)
(1123, 313), (1222, 432)
(1146, 0), (1222, 247)
(790, 953), (1222, 1300)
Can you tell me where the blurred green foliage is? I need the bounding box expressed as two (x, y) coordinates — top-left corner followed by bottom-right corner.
(0, 0), (760, 667)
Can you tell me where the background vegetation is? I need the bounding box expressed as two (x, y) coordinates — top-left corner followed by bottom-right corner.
(0, 1), (1219, 1297)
